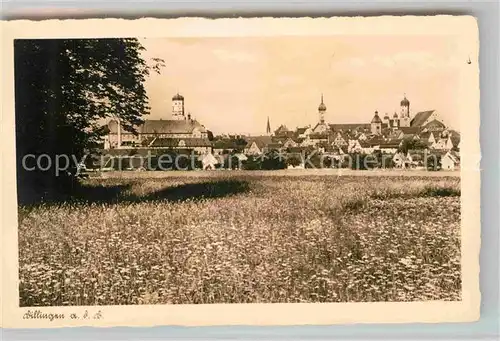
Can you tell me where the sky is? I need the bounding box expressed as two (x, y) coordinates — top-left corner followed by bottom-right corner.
(139, 35), (466, 135)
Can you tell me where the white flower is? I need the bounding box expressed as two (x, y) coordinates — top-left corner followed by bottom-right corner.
(399, 257), (412, 266)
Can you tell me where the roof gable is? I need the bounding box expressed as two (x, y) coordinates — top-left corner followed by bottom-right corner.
(245, 136), (273, 149)
(296, 127), (309, 134)
(410, 110), (435, 127)
(312, 122), (329, 132)
(424, 119), (446, 130)
(444, 151), (460, 163)
(274, 125), (289, 135)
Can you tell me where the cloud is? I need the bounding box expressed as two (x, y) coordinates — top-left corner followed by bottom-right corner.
(212, 49), (256, 63)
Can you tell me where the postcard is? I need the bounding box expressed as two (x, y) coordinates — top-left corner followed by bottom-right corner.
(1, 16), (480, 328)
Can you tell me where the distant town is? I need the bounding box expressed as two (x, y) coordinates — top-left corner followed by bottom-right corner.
(100, 92), (461, 171)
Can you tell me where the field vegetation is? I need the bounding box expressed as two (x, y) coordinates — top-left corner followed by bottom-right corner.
(18, 174), (461, 306)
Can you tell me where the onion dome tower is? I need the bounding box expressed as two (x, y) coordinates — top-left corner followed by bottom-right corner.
(318, 94), (327, 124)
(371, 110), (382, 135)
(400, 94), (410, 114)
(383, 112), (390, 127)
(391, 112), (399, 128)
(399, 94), (411, 127)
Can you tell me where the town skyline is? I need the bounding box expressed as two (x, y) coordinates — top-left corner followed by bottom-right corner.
(139, 35), (464, 135)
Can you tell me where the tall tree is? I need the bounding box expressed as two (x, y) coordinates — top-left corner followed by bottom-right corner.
(15, 38), (164, 204)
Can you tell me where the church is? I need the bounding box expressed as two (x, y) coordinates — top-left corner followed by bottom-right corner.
(370, 95), (447, 135)
(303, 93), (449, 137)
(103, 93), (212, 153)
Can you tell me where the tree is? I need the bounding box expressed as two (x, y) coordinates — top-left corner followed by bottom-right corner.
(223, 153), (241, 170)
(398, 138), (428, 154)
(286, 154), (302, 167)
(426, 154), (442, 171)
(206, 130), (215, 141)
(348, 153), (378, 170)
(303, 153), (332, 169)
(242, 156), (262, 170)
(373, 150), (395, 169)
(15, 38), (165, 204)
(234, 138), (248, 152)
(261, 151), (286, 170)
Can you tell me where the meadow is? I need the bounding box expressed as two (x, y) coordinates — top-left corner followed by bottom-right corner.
(18, 173), (461, 306)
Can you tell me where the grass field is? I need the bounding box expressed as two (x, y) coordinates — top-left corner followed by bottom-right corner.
(18, 173), (461, 306)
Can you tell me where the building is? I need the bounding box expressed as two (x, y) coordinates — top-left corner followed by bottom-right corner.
(312, 94), (329, 134)
(212, 139), (245, 155)
(171, 93), (185, 120)
(393, 153), (410, 168)
(399, 95), (411, 127)
(297, 126), (312, 139)
(441, 150), (460, 170)
(244, 136), (273, 155)
(104, 93), (212, 152)
(143, 136), (212, 154)
(371, 111), (383, 135)
(199, 152), (219, 170)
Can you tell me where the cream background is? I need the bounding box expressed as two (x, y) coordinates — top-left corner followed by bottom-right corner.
(1, 16), (480, 328)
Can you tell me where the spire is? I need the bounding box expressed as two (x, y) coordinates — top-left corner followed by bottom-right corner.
(317, 94), (327, 124)
(266, 116), (271, 135)
(318, 94), (327, 112)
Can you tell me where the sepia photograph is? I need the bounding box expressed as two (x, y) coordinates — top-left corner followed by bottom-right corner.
(1, 16), (480, 327)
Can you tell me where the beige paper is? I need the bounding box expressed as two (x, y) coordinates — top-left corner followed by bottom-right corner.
(1, 16), (480, 328)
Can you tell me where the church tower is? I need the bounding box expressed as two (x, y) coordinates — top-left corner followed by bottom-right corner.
(318, 94), (327, 124)
(371, 111), (382, 135)
(392, 112), (400, 129)
(383, 113), (390, 128)
(266, 116), (271, 135)
(172, 92), (185, 120)
(399, 94), (411, 127)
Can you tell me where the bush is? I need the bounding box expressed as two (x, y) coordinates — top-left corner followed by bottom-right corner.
(303, 153), (333, 169)
(221, 155), (243, 170)
(286, 154), (302, 167)
(426, 155), (441, 171)
(242, 156), (262, 170)
(261, 152), (286, 170)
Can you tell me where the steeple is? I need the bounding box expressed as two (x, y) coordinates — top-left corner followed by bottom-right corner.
(318, 94), (327, 112)
(399, 93), (411, 127)
(371, 110), (382, 135)
(172, 91), (185, 120)
(318, 94), (327, 124)
(266, 116), (271, 135)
